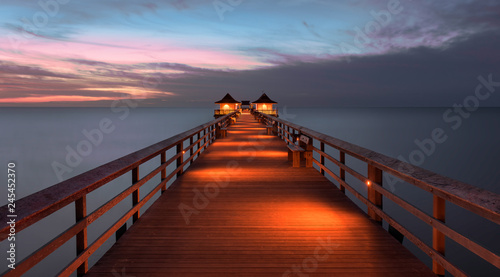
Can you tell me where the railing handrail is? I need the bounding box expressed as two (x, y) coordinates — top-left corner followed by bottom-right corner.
(255, 112), (500, 224)
(0, 112), (237, 239)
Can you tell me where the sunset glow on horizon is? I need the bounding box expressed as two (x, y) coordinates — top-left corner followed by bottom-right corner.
(1, 0), (499, 107)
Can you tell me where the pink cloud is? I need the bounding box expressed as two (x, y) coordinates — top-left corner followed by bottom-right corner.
(0, 95), (115, 103)
(1, 35), (269, 71)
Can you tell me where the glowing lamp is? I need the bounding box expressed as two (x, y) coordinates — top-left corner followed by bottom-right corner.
(367, 180), (371, 186)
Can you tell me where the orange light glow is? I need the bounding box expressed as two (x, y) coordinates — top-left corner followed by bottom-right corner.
(206, 151), (287, 158)
(247, 135), (275, 139)
(229, 130), (256, 134)
(223, 104), (230, 110)
(367, 180), (371, 186)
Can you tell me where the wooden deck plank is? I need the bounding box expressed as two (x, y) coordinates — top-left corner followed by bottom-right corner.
(86, 114), (435, 276)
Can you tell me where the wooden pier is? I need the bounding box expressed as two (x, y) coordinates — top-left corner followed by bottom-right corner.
(1, 111), (499, 276)
(86, 113), (433, 276)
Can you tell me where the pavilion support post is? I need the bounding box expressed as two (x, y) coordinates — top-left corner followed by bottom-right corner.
(367, 164), (383, 224)
(75, 196), (88, 277)
(433, 196), (446, 276)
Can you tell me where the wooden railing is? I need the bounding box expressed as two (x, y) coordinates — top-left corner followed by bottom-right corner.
(0, 112), (237, 277)
(254, 111), (500, 277)
(254, 109), (278, 116)
(214, 109), (240, 116)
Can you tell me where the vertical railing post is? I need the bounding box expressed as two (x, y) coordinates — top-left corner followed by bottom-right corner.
(320, 142), (325, 175)
(75, 196), (88, 277)
(367, 164), (383, 224)
(339, 151), (346, 193)
(161, 152), (167, 193)
(203, 129), (208, 150)
(190, 136), (194, 165)
(209, 125), (213, 142)
(206, 127), (210, 147)
(213, 123), (216, 142)
(132, 167), (140, 223)
(209, 126), (213, 144)
(206, 127), (210, 146)
(197, 132), (201, 157)
(433, 196), (446, 276)
(213, 124), (217, 142)
(177, 142), (184, 177)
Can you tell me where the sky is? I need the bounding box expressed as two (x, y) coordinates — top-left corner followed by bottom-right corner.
(0, 0), (499, 107)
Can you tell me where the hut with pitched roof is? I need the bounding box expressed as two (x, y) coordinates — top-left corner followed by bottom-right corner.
(214, 93), (241, 118)
(252, 93), (278, 116)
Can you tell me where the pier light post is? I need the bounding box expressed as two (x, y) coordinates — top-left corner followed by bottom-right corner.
(367, 164), (383, 224)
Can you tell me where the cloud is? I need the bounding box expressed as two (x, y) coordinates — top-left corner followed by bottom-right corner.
(1, 0), (500, 107)
(142, 29), (500, 107)
(0, 61), (78, 79)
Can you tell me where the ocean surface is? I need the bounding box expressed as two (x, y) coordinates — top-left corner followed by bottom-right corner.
(0, 107), (499, 276)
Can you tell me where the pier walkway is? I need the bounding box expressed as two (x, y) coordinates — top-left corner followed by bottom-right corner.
(86, 114), (434, 276)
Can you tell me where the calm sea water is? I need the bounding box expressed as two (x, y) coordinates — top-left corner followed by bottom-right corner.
(0, 107), (498, 276)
